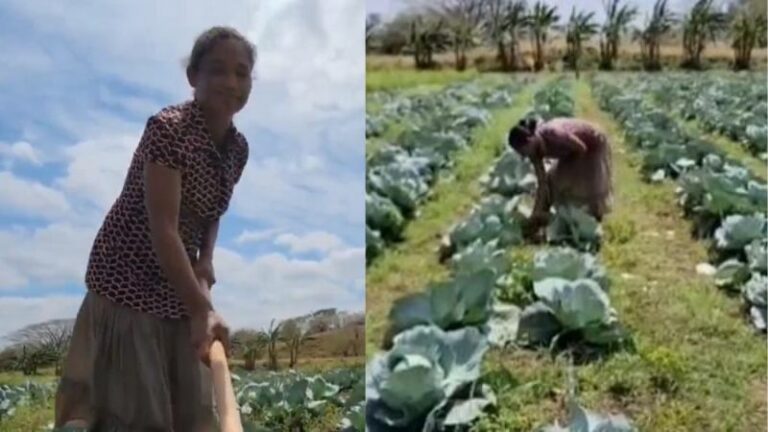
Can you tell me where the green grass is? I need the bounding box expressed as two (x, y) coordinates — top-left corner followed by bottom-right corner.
(0, 369), (57, 432)
(365, 76), (548, 355)
(0, 369), (57, 386)
(474, 78), (767, 431)
(366, 69), (480, 92)
(0, 402), (54, 432)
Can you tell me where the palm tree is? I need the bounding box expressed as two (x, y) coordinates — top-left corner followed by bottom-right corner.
(280, 319), (311, 369)
(484, 0), (529, 71)
(681, 0), (727, 69)
(233, 330), (268, 371)
(366, 13), (381, 53)
(409, 14), (449, 69)
(599, 0), (638, 70)
(526, 1), (559, 71)
(730, 10), (766, 70)
(265, 319), (282, 371)
(437, 0), (485, 71)
(565, 8), (599, 78)
(634, 0), (677, 70)
(484, 0), (512, 70)
(503, 1), (530, 71)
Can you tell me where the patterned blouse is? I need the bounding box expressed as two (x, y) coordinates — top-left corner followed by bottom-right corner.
(84, 100), (249, 319)
(535, 118), (608, 159)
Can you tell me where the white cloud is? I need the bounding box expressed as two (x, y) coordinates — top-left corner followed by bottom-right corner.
(274, 231), (346, 254)
(3, 0), (364, 149)
(0, 171), (71, 220)
(211, 245), (365, 330)
(235, 228), (283, 244)
(0, 221), (364, 334)
(0, 223), (94, 290)
(233, 157), (364, 234)
(0, 141), (42, 166)
(0, 295), (84, 347)
(54, 134), (139, 211)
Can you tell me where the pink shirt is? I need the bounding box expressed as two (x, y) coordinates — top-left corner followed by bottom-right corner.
(536, 118), (607, 160)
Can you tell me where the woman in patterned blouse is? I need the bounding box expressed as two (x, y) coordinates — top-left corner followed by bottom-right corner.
(54, 26), (253, 431)
(507, 116), (613, 237)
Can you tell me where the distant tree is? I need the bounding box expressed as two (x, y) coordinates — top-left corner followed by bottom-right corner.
(599, 0), (639, 70)
(483, 0), (529, 71)
(633, 0), (677, 70)
(681, 0), (728, 69)
(366, 13), (382, 52)
(409, 13), (451, 69)
(565, 8), (599, 77)
(730, 9), (766, 69)
(231, 329), (268, 371)
(434, 0), (485, 70)
(8, 319), (73, 376)
(280, 319), (310, 369)
(374, 13), (414, 54)
(526, 1), (560, 71)
(265, 319), (281, 371)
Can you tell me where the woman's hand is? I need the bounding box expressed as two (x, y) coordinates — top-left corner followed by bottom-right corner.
(191, 309), (230, 367)
(193, 258), (216, 287)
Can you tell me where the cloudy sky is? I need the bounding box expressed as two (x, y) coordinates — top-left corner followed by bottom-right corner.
(0, 0), (365, 345)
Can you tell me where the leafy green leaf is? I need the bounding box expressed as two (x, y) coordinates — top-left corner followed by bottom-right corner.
(546, 206), (602, 252)
(533, 247), (610, 292)
(714, 259), (750, 290)
(534, 278), (613, 331)
(366, 326), (488, 429)
(517, 301), (563, 346)
(714, 214), (767, 252)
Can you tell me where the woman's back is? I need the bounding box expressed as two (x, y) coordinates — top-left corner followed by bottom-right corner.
(536, 117), (608, 159)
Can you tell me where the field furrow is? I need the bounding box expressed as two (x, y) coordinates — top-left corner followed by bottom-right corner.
(365, 77), (547, 354)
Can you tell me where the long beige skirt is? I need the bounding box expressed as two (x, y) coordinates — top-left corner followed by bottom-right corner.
(54, 290), (214, 431)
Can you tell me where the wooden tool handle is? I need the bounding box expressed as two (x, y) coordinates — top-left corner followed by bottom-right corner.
(197, 276), (242, 432)
(210, 339), (243, 432)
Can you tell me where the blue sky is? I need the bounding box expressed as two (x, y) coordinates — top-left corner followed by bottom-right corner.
(0, 0), (365, 344)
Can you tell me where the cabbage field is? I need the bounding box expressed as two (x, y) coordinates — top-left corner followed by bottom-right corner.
(0, 382), (53, 424)
(365, 71), (767, 431)
(0, 366), (364, 432)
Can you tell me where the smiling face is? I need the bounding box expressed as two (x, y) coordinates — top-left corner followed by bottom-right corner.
(187, 37), (254, 117)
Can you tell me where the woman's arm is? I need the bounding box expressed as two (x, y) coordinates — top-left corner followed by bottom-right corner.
(194, 219), (219, 287)
(144, 162), (212, 316)
(531, 156), (550, 218)
(566, 132), (588, 155)
(199, 219), (220, 262)
(537, 126), (588, 158)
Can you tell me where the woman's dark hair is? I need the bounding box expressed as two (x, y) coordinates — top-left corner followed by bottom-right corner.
(187, 26), (257, 73)
(507, 116), (540, 150)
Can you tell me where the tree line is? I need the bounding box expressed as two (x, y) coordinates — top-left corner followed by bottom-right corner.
(0, 312), (365, 376)
(366, 0), (768, 72)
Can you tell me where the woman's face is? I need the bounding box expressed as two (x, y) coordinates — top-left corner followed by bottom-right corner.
(509, 131), (536, 158)
(189, 38), (253, 117)
(514, 139), (536, 157)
